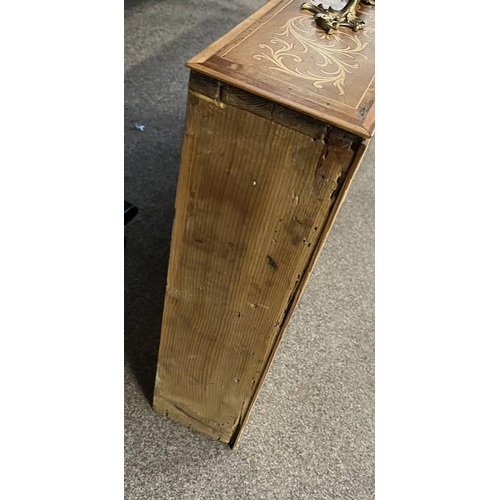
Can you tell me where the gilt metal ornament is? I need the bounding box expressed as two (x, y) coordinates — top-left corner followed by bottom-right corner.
(301, 0), (374, 34)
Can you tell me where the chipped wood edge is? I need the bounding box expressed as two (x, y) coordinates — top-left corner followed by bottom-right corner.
(230, 137), (371, 448)
(188, 62), (373, 138)
(188, 70), (362, 141)
(153, 392), (233, 443)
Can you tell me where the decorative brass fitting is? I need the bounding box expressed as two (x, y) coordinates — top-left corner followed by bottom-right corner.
(301, 0), (374, 34)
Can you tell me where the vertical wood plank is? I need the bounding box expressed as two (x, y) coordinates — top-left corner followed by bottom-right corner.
(230, 138), (370, 447)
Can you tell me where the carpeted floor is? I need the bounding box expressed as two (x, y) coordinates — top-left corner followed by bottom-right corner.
(125, 1), (374, 498)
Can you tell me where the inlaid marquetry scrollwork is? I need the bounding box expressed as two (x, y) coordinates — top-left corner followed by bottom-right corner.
(253, 9), (373, 95)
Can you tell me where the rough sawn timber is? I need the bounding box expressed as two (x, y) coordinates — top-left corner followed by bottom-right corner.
(153, 73), (370, 446)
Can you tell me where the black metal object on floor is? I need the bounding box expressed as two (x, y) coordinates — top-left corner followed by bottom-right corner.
(125, 201), (139, 225)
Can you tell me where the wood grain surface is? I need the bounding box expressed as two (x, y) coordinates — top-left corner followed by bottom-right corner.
(153, 72), (368, 445)
(187, 0), (375, 138)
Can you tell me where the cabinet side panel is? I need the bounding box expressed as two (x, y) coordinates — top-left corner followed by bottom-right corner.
(153, 89), (357, 443)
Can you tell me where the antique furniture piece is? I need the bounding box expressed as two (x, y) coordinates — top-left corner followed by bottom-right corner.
(153, 0), (375, 447)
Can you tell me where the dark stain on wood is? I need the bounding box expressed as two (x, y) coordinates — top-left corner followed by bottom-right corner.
(267, 255), (278, 270)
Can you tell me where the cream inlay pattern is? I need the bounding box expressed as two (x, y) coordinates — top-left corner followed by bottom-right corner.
(253, 11), (374, 96)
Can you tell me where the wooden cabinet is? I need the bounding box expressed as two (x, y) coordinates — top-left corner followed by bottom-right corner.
(153, 0), (375, 446)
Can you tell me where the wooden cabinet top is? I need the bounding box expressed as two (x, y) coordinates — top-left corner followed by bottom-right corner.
(187, 0), (375, 138)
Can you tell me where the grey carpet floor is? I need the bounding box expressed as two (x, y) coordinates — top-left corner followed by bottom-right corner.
(125, 1), (374, 498)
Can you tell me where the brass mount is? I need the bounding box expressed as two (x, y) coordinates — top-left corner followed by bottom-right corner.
(301, 0), (374, 34)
